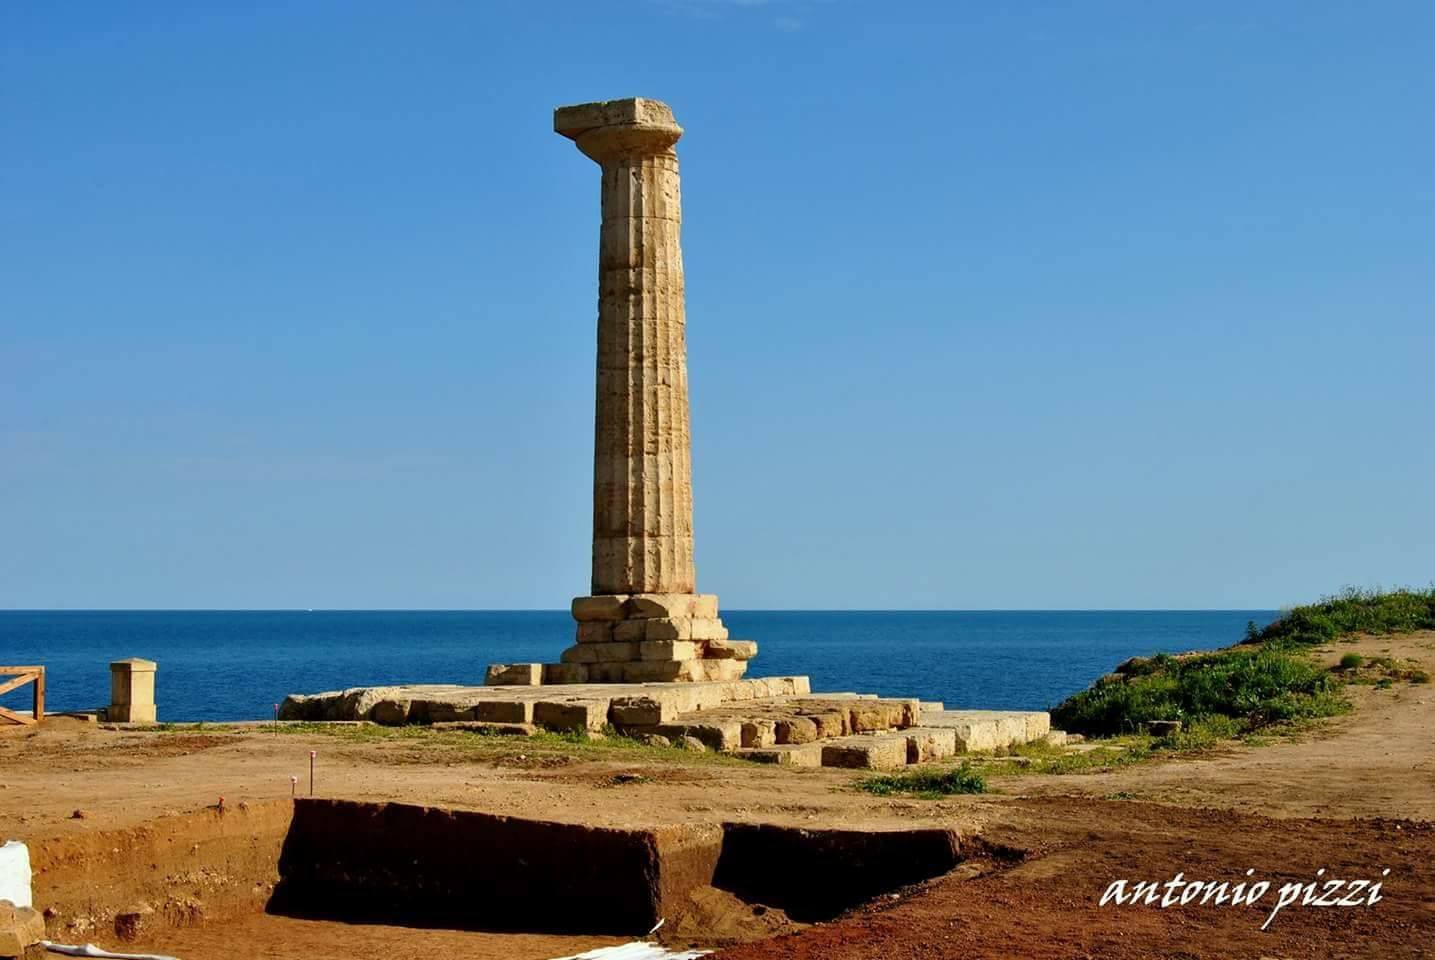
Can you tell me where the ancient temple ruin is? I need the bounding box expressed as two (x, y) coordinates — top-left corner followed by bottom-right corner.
(490, 97), (755, 685)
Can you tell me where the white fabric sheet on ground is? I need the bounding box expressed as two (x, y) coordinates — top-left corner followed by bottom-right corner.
(0, 840), (32, 909)
(548, 943), (708, 960)
(41, 941), (180, 960)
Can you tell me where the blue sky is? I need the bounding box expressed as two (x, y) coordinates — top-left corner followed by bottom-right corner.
(2, 1), (1431, 610)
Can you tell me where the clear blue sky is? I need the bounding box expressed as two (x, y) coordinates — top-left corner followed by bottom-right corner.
(3, 2), (1431, 610)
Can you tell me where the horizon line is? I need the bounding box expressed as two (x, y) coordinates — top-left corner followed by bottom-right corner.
(0, 607), (1283, 614)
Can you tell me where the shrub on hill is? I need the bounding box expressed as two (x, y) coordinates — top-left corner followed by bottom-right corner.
(1251, 586), (1435, 647)
(1052, 645), (1346, 737)
(1054, 587), (1434, 738)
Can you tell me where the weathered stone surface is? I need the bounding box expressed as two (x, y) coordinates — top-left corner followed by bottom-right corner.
(1043, 729), (1069, 747)
(775, 716), (819, 745)
(560, 99), (694, 597)
(919, 710), (1051, 752)
(904, 727), (958, 763)
(533, 699), (610, 733)
(485, 663), (544, 687)
(610, 695), (672, 726)
(740, 718), (777, 748)
(576, 621), (616, 644)
(589, 660), (705, 684)
(561, 642), (638, 664)
(736, 743), (823, 766)
(643, 618), (690, 641)
(474, 699), (534, 724)
(624, 593), (716, 620)
(0, 902), (45, 957)
(613, 619), (649, 643)
(543, 662), (589, 684)
(848, 703), (901, 733)
(370, 699), (412, 725)
(654, 719), (742, 752)
(705, 638), (757, 660)
(639, 639), (699, 661)
(821, 734), (909, 771)
(688, 618), (729, 642)
(806, 710), (848, 739)
(572, 595), (628, 621)
(699, 659), (748, 682)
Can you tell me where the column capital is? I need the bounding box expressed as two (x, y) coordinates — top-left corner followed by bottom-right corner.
(555, 97), (682, 164)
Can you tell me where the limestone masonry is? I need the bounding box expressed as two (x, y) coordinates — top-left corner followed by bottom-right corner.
(486, 97), (751, 686)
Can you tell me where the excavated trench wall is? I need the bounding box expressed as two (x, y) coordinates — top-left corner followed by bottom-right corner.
(32, 797), (973, 941)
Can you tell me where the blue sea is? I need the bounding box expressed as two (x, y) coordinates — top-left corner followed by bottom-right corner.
(1, 610), (1275, 722)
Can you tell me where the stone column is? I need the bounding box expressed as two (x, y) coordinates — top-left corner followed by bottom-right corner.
(556, 97), (694, 596)
(539, 97), (756, 685)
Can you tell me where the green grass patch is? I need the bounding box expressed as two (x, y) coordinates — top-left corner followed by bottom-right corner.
(1339, 653), (1365, 670)
(857, 762), (987, 798)
(1051, 645), (1348, 738)
(1251, 586), (1435, 647)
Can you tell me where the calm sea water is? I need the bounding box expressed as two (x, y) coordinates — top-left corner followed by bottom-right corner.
(1, 610), (1275, 722)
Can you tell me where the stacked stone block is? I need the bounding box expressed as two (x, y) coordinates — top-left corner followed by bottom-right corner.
(557, 592), (757, 684)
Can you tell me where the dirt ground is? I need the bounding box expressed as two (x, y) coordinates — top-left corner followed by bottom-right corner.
(3, 631), (1432, 959)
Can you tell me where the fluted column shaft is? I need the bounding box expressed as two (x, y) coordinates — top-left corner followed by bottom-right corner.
(556, 99), (696, 596)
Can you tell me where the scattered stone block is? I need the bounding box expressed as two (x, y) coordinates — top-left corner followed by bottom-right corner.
(639, 639), (699, 661)
(806, 710), (848, 738)
(655, 719), (743, 752)
(848, 703), (898, 733)
(610, 694), (677, 725)
(485, 663), (544, 687)
(0, 902), (45, 958)
(113, 903), (154, 942)
(576, 621), (616, 643)
(775, 716), (819, 745)
(369, 699), (412, 725)
(474, 699), (535, 724)
(571, 595), (628, 621)
(1146, 720), (1182, 737)
(920, 701), (945, 714)
(412, 699), (475, 723)
(543, 662), (588, 684)
(821, 734), (909, 770)
(533, 698), (609, 733)
(904, 727), (958, 763)
(705, 639), (757, 660)
(740, 718), (777, 748)
(736, 742), (823, 766)
(919, 710), (1051, 752)
(1042, 730), (1069, 747)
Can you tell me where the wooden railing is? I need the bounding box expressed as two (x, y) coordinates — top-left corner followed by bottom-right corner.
(0, 666), (45, 725)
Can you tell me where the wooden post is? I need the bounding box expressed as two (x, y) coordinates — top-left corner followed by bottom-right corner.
(0, 666), (45, 725)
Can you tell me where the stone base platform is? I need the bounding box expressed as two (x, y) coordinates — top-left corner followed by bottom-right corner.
(279, 679), (1055, 771)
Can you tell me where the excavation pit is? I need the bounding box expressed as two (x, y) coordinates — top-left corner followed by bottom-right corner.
(30, 797), (987, 955)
